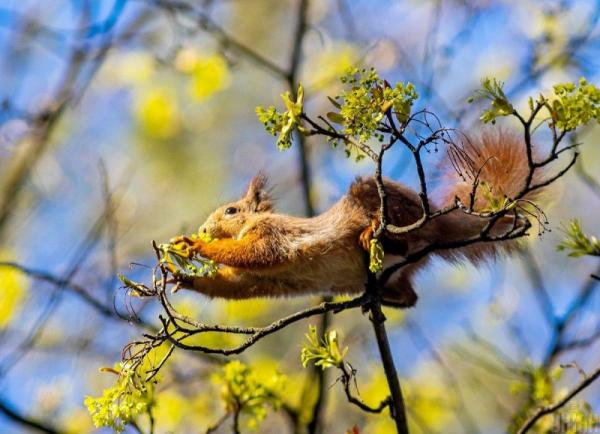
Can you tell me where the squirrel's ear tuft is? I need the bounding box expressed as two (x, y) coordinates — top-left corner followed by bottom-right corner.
(243, 172), (273, 212)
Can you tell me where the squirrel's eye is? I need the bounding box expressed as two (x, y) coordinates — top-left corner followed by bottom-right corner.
(224, 207), (238, 215)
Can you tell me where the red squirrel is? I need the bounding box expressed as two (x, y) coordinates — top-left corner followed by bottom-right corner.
(176, 130), (536, 307)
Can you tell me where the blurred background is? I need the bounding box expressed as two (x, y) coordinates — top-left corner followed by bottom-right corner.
(0, 0), (599, 433)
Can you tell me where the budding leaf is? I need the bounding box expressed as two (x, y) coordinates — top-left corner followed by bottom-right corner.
(550, 78), (600, 131)
(213, 361), (287, 430)
(369, 238), (385, 273)
(336, 67), (418, 143)
(327, 111), (345, 124)
(85, 363), (155, 433)
(470, 77), (514, 124)
(301, 325), (348, 370)
(256, 84), (305, 150)
(557, 219), (600, 257)
(327, 96), (342, 109)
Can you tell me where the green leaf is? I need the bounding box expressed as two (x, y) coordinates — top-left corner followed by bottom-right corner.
(256, 84), (304, 151)
(85, 363), (155, 432)
(117, 273), (150, 297)
(214, 361), (287, 430)
(469, 77), (514, 124)
(380, 100), (393, 113)
(300, 325), (348, 370)
(369, 238), (384, 273)
(327, 96), (342, 109)
(557, 219), (600, 257)
(550, 78), (600, 131)
(335, 67), (418, 143)
(326, 111), (345, 124)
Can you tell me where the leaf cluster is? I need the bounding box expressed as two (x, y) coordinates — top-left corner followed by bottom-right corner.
(255, 67), (419, 162)
(557, 219), (600, 257)
(509, 363), (599, 434)
(509, 364), (563, 433)
(332, 67), (418, 144)
(467, 77), (514, 124)
(301, 324), (348, 370)
(470, 76), (600, 131)
(214, 360), (287, 430)
(556, 402), (599, 434)
(85, 363), (155, 433)
(550, 78), (600, 131)
(159, 232), (218, 278)
(478, 180), (517, 213)
(255, 85), (304, 150)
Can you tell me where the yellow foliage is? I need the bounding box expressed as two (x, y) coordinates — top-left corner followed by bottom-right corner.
(112, 51), (155, 85)
(223, 298), (271, 322)
(405, 364), (455, 432)
(364, 416), (396, 434)
(172, 296), (203, 319)
(362, 363), (454, 433)
(134, 87), (181, 139)
(355, 366), (397, 432)
(181, 329), (242, 349)
(64, 408), (95, 434)
(534, 9), (567, 45)
(361, 368), (390, 412)
(174, 48), (202, 73)
(152, 388), (217, 432)
(141, 342), (172, 375)
(307, 44), (358, 89)
(0, 254), (27, 329)
(176, 297), (273, 325)
(212, 360), (287, 430)
(153, 390), (186, 431)
(283, 371), (310, 411)
(531, 9), (568, 68)
(189, 54), (231, 101)
(251, 356), (280, 377)
(382, 305), (405, 325)
(85, 362), (155, 432)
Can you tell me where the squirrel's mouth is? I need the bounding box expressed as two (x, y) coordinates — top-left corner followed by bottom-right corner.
(199, 223), (226, 240)
(199, 225), (213, 237)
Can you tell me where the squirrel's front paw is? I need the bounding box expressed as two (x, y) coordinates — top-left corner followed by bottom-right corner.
(358, 217), (380, 251)
(169, 235), (194, 245)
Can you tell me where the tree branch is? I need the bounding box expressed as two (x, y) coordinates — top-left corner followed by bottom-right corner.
(366, 293), (409, 434)
(0, 397), (62, 434)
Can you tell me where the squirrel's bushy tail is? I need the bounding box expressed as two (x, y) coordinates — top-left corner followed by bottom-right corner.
(442, 130), (540, 209)
(434, 130), (543, 263)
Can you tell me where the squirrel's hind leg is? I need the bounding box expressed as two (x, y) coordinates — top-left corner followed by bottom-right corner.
(382, 277), (418, 308)
(381, 261), (424, 308)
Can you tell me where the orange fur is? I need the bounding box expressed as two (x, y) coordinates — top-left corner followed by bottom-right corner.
(442, 129), (542, 209)
(183, 131), (538, 307)
(194, 230), (287, 269)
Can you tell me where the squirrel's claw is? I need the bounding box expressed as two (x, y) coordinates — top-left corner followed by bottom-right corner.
(358, 227), (372, 251)
(358, 217), (380, 251)
(169, 235), (188, 244)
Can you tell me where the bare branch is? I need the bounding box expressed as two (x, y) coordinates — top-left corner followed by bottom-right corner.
(142, 0), (288, 79)
(0, 397), (62, 434)
(339, 362), (392, 414)
(156, 294), (369, 356)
